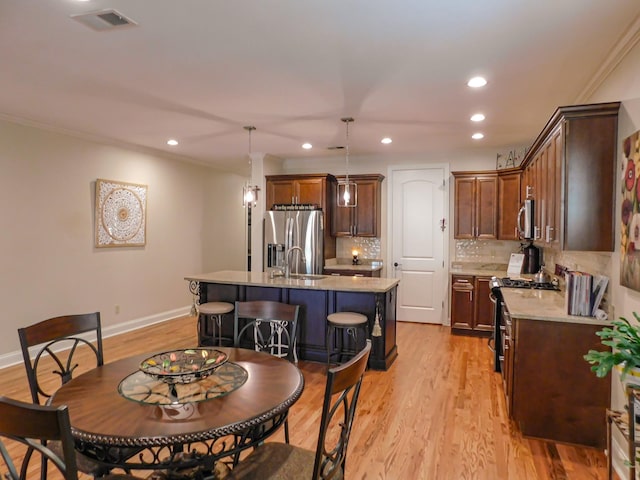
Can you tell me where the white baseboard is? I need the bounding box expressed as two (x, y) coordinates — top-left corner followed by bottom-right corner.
(0, 306), (191, 370)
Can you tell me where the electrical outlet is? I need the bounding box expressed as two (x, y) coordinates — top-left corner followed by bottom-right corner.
(554, 263), (568, 276)
(115, 305), (120, 314)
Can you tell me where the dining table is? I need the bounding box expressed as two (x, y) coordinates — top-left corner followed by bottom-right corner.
(50, 346), (305, 477)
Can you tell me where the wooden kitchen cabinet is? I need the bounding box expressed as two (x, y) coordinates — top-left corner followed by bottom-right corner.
(497, 170), (521, 240)
(453, 173), (497, 240)
(265, 174), (337, 260)
(509, 317), (610, 448)
(519, 102), (619, 251)
(473, 276), (493, 331)
(331, 174), (384, 237)
(450, 275), (492, 334)
(265, 174), (336, 210)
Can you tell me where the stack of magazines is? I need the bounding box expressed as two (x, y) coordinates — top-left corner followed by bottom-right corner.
(564, 271), (609, 317)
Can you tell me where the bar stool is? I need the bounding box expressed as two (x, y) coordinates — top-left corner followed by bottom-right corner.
(198, 302), (234, 347)
(326, 311), (369, 366)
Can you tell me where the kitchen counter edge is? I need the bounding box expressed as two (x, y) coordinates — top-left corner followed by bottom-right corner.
(501, 288), (610, 326)
(184, 270), (399, 293)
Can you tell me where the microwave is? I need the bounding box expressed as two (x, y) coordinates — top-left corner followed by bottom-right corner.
(517, 198), (535, 240)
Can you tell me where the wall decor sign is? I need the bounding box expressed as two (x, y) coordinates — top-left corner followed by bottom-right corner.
(95, 179), (147, 248)
(621, 130), (640, 291)
(496, 146), (529, 170)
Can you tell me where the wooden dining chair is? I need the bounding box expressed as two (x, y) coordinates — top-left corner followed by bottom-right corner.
(18, 312), (104, 405)
(17, 312), (136, 479)
(227, 339), (372, 480)
(234, 300), (300, 443)
(233, 301), (300, 364)
(0, 396), (142, 480)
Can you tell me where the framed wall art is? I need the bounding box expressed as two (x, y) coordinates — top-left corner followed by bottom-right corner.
(621, 130), (640, 291)
(95, 179), (147, 248)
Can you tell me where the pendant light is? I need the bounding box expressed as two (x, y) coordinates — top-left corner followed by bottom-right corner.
(337, 117), (357, 207)
(242, 125), (260, 208)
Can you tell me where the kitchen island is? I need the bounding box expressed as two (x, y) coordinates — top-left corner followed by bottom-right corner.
(184, 270), (399, 370)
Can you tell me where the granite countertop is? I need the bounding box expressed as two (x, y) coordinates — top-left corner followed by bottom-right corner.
(184, 270), (399, 293)
(450, 261), (507, 278)
(501, 288), (610, 326)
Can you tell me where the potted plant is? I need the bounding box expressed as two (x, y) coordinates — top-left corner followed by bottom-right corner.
(584, 313), (640, 382)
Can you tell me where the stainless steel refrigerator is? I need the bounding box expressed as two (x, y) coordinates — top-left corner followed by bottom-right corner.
(263, 210), (324, 275)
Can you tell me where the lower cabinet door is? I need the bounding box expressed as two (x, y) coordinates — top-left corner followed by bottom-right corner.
(451, 276), (474, 330)
(473, 276), (493, 331)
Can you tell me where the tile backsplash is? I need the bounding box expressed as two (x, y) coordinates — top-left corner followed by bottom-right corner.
(336, 237), (381, 259)
(454, 239), (521, 262)
(455, 239), (613, 314)
(542, 248), (612, 277)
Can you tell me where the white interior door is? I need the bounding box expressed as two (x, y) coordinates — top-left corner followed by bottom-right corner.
(389, 166), (447, 324)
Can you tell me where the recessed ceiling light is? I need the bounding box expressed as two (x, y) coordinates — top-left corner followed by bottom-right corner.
(472, 133), (484, 140)
(302, 143), (312, 150)
(167, 139), (178, 146)
(381, 137), (392, 144)
(467, 76), (487, 88)
(470, 113), (485, 122)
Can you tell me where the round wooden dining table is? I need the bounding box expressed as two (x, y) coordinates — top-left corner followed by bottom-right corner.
(50, 347), (304, 475)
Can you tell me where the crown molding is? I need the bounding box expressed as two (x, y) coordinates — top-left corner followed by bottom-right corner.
(575, 14), (640, 103)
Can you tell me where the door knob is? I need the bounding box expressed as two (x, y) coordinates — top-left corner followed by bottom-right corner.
(394, 262), (401, 268)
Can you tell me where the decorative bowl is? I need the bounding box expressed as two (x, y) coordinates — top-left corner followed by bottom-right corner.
(139, 348), (228, 384)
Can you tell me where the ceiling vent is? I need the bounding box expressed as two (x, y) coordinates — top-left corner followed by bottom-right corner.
(71, 9), (138, 31)
(327, 146), (345, 150)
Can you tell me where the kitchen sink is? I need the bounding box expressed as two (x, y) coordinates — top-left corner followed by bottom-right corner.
(288, 274), (327, 281)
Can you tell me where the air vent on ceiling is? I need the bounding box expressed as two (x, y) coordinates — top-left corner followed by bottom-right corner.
(71, 9), (138, 31)
(327, 146), (345, 150)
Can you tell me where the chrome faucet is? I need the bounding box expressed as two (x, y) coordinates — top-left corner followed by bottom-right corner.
(285, 246), (306, 278)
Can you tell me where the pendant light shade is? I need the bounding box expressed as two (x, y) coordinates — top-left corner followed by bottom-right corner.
(242, 125), (260, 208)
(337, 117), (357, 208)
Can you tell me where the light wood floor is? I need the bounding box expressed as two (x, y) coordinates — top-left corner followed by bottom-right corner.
(0, 316), (611, 479)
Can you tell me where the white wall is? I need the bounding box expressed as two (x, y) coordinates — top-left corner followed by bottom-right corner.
(0, 119), (245, 359)
(583, 37), (640, 477)
(202, 171), (248, 272)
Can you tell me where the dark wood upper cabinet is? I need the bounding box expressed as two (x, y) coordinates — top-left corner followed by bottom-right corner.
(453, 173), (497, 240)
(453, 102), (619, 251)
(265, 174), (337, 260)
(331, 174), (384, 237)
(497, 170), (521, 240)
(265, 174), (336, 210)
(519, 102), (620, 251)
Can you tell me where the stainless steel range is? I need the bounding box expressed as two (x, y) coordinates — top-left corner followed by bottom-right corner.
(495, 277), (559, 291)
(489, 276), (560, 373)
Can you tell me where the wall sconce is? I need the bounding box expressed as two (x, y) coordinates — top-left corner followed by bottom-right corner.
(242, 184), (260, 208)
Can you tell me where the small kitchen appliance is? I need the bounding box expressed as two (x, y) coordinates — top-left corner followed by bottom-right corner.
(517, 198), (535, 240)
(521, 241), (541, 274)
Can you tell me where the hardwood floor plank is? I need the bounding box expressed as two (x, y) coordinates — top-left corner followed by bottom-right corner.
(0, 317), (609, 479)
